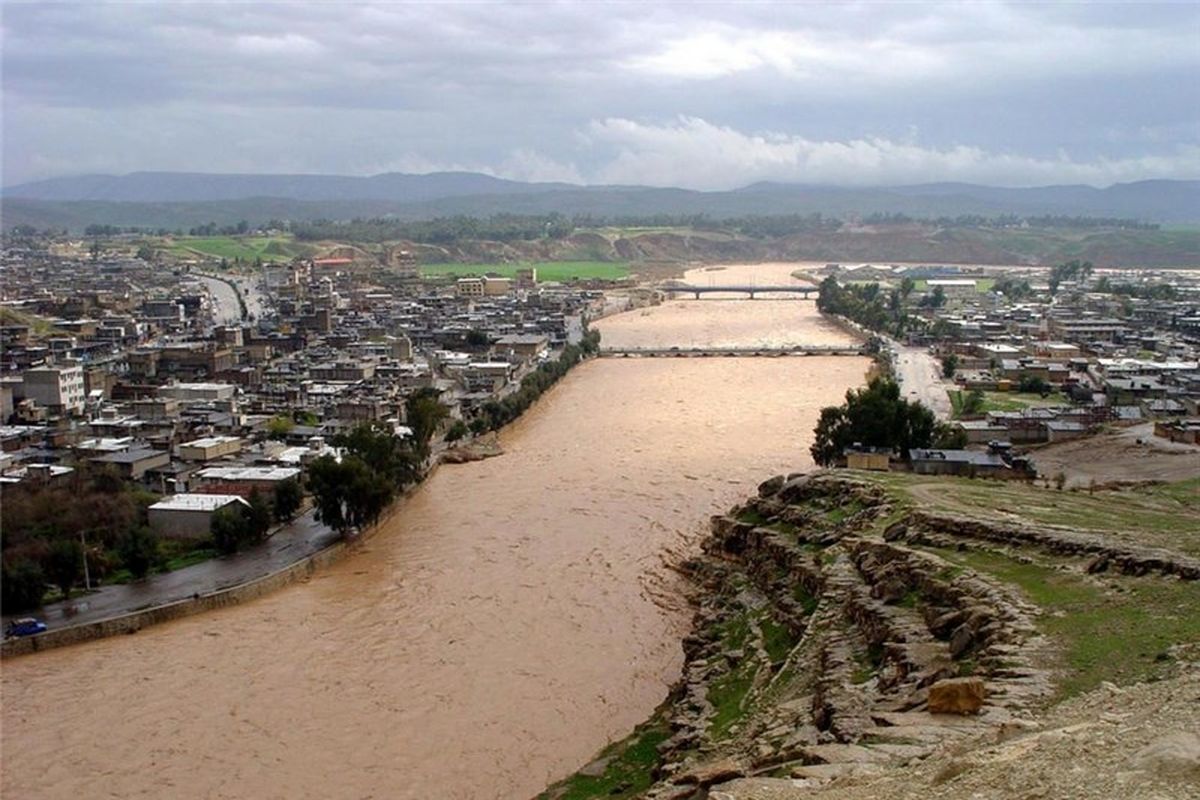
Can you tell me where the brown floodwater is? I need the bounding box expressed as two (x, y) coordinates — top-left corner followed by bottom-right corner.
(1, 264), (865, 800)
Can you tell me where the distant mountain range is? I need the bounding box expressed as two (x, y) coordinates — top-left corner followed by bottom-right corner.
(3, 171), (1198, 231)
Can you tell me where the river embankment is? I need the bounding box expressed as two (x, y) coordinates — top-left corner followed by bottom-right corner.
(2, 263), (868, 800)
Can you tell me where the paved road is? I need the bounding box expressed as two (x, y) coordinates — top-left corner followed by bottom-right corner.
(194, 273), (268, 326)
(3, 509), (338, 631)
(890, 341), (953, 419)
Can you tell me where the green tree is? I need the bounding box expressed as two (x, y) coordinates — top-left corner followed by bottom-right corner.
(336, 422), (423, 486)
(404, 388), (450, 454)
(246, 491), (273, 541)
(444, 420), (469, 443)
(810, 378), (937, 466)
(933, 421), (969, 449)
(266, 414), (295, 440)
(941, 353), (959, 379)
(118, 527), (160, 580)
(960, 388), (986, 416)
(273, 478), (303, 522)
(45, 538), (83, 600)
(210, 505), (252, 555)
(465, 329), (490, 349)
(1018, 375), (1052, 395)
(1, 559), (46, 612)
(306, 455), (393, 537)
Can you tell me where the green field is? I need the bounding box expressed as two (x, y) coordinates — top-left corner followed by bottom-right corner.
(949, 389), (1068, 416)
(165, 235), (312, 263)
(421, 260), (629, 282)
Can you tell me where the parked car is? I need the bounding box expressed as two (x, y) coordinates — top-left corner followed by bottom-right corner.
(5, 618), (47, 638)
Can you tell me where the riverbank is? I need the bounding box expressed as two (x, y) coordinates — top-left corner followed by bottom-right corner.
(2, 266), (873, 800)
(540, 469), (1199, 799)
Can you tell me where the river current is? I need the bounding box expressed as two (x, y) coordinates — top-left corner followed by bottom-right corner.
(1, 263), (866, 800)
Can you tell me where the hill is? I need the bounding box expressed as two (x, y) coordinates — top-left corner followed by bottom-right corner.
(4, 173), (1198, 229)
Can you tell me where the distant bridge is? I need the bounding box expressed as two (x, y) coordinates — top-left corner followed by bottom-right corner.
(658, 283), (817, 299)
(599, 345), (864, 358)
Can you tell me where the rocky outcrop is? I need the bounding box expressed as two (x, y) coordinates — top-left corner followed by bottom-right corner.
(549, 470), (1197, 800)
(635, 473), (1059, 800)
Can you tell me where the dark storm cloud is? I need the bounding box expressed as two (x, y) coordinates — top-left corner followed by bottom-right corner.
(3, 1), (1198, 188)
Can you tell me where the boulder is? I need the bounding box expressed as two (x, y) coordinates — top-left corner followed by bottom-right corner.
(928, 677), (986, 715)
(674, 758), (745, 787)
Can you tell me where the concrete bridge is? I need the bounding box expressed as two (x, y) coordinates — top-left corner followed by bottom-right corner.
(659, 283), (817, 299)
(599, 345), (864, 358)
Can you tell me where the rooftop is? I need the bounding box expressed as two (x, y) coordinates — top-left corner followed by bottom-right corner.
(149, 493), (249, 512)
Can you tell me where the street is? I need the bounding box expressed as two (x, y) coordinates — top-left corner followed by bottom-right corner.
(3, 509), (338, 631)
(889, 340), (953, 419)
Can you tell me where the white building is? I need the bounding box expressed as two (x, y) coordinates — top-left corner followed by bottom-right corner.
(148, 493), (250, 539)
(22, 364), (85, 415)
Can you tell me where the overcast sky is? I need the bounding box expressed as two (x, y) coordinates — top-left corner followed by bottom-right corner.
(3, 1), (1199, 189)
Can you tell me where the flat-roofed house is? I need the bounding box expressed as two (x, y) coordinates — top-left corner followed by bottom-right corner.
(148, 493), (249, 539)
(179, 435), (243, 461)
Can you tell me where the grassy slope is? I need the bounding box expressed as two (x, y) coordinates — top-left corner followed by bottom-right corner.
(864, 472), (1200, 698)
(164, 235), (312, 263)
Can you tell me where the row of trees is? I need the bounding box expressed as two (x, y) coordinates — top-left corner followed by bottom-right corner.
(815, 275), (915, 337)
(468, 330), (601, 434)
(292, 214), (576, 244)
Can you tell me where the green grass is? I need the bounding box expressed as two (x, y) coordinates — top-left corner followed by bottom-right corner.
(420, 260), (629, 282)
(707, 661), (756, 740)
(825, 499), (864, 524)
(949, 389), (1069, 416)
(538, 717), (672, 800)
(165, 235), (309, 263)
(760, 614), (798, 664)
(865, 472), (1200, 555)
(736, 508), (769, 526)
(925, 546), (1200, 698)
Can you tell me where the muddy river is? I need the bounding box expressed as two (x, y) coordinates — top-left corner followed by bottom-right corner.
(1, 263), (866, 800)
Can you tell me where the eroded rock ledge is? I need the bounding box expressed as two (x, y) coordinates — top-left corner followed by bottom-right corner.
(555, 470), (1196, 800)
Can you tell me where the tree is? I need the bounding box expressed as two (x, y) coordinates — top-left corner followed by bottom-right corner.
(246, 491), (273, 541)
(810, 378), (937, 466)
(960, 388), (986, 416)
(404, 388), (450, 454)
(306, 455), (393, 537)
(941, 353), (959, 379)
(45, 538), (83, 600)
(465, 329), (490, 349)
(922, 286), (947, 308)
(266, 414), (294, 440)
(933, 422), (968, 449)
(1018, 375), (1052, 395)
(336, 422), (423, 487)
(273, 478), (303, 522)
(211, 505), (253, 555)
(118, 527), (159, 580)
(1, 559), (46, 612)
(444, 420), (469, 443)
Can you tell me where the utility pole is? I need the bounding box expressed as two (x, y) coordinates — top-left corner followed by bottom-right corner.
(80, 531), (91, 591)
